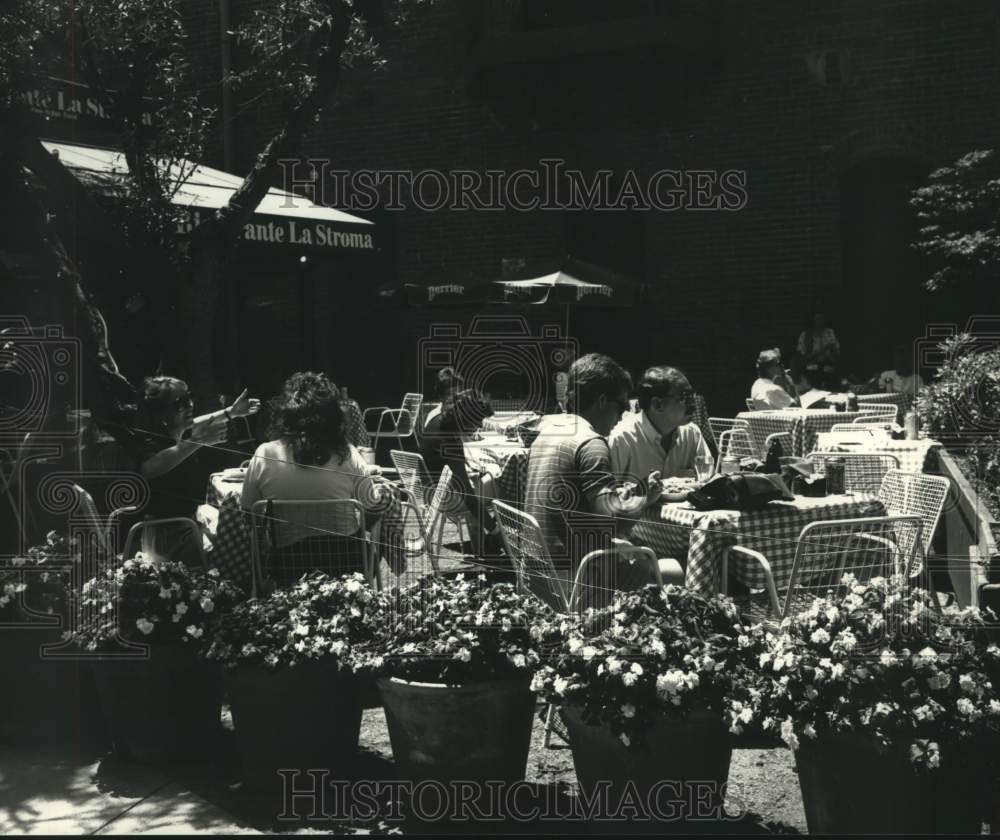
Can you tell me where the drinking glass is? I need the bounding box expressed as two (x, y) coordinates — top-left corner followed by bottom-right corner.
(720, 457), (739, 475)
(694, 454), (714, 482)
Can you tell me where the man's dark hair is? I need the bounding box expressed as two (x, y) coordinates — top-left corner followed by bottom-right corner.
(566, 353), (632, 414)
(635, 366), (693, 412)
(435, 367), (463, 399)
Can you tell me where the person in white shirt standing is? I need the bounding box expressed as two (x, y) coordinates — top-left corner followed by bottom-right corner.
(750, 349), (797, 409)
(609, 366), (712, 483)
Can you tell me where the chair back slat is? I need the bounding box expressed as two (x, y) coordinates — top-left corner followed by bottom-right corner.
(877, 470), (951, 560)
(492, 499), (569, 611)
(390, 450), (431, 514)
(398, 393), (424, 437)
(806, 452), (900, 495)
(249, 499), (367, 595)
(123, 517), (206, 571)
(783, 515), (923, 618)
(717, 428), (756, 469)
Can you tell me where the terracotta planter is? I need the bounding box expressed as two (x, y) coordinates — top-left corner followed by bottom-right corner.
(561, 706), (733, 832)
(0, 627), (108, 755)
(92, 645), (222, 763)
(225, 663), (362, 793)
(795, 733), (983, 834)
(377, 677), (534, 784)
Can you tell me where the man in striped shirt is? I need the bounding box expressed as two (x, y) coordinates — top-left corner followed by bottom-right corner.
(524, 354), (665, 574)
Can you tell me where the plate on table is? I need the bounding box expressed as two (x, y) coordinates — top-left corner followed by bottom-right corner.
(660, 476), (697, 501)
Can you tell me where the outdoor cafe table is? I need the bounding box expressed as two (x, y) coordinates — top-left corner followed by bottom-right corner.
(629, 493), (885, 596)
(813, 434), (942, 475)
(464, 434), (529, 507)
(196, 467), (405, 588)
(736, 408), (870, 457)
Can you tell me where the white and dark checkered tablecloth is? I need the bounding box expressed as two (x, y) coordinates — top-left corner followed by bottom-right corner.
(629, 493), (884, 596)
(465, 439), (529, 508)
(812, 437), (941, 475)
(737, 409), (869, 457)
(342, 399), (371, 449)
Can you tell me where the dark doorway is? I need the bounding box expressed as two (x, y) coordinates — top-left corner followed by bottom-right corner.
(839, 157), (930, 378)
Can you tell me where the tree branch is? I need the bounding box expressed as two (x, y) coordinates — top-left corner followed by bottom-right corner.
(197, 0), (353, 253)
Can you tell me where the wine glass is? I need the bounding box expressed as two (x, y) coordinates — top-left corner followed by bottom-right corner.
(694, 454), (714, 482)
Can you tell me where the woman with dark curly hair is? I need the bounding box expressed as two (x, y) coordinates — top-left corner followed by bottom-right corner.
(240, 372), (376, 528)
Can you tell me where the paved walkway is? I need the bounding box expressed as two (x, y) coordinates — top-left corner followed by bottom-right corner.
(0, 746), (258, 835)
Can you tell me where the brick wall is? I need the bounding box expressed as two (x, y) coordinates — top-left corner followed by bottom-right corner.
(187, 0), (1000, 413)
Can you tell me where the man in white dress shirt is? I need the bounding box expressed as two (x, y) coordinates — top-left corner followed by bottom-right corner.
(608, 366), (712, 483)
(750, 348), (797, 409)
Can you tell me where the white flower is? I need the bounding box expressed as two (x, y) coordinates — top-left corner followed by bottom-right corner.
(136, 617), (155, 635)
(568, 637), (583, 654)
(957, 698), (976, 716)
(511, 653), (526, 669)
(657, 670), (685, 696)
(345, 577), (361, 593)
(802, 723), (817, 739)
(207, 568), (220, 578)
(622, 673), (638, 687)
(619, 732), (631, 747)
(159, 587), (172, 600)
(186, 625), (203, 639)
(200, 597), (214, 613)
(990, 699), (1000, 716)
(606, 657), (623, 674)
(805, 685), (819, 701)
(581, 646), (598, 661)
(621, 703), (636, 719)
(630, 662), (644, 675)
(738, 707), (753, 725)
(810, 628), (831, 645)
(959, 674), (976, 693)
(874, 702), (893, 716)
(293, 623), (309, 637)
(779, 719), (800, 751)
(454, 648), (472, 663)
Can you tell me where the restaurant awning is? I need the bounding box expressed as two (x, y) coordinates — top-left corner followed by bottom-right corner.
(39, 140), (377, 254)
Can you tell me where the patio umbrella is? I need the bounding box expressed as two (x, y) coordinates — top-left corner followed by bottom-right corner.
(488, 257), (636, 307)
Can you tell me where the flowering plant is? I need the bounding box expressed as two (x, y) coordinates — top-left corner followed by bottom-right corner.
(1, 531), (75, 619)
(531, 584), (767, 748)
(203, 572), (377, 671)
(753, 574), (1000, 771)
(355, 573), (560, 684)
(68, 552), (243, 651)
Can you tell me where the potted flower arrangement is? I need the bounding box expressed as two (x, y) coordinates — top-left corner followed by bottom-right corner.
(357, 573), (558, 787)
(203, 571), (377, 793)
(69, 552), (242, 763)
(0, 532), (106, 751)
(754, 573), (1000, 834)
(531, 584), (766, 832)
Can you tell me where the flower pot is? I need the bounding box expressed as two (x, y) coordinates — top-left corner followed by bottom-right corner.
(795, 733), (983, 834)
(377, 677), (534, 784)
(92, 645), (223, 764)
(225, 663), (362, 793)
(0, 627), (108, 755)
(560, 706), (733, 832)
